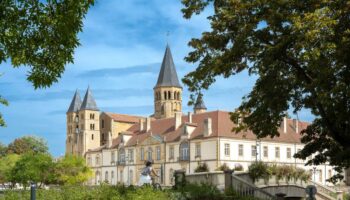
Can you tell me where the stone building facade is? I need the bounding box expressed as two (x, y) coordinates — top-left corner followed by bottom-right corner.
(66, 45), (337, 186)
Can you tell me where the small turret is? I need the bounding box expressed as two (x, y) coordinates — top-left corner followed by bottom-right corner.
(194, 93), (207, 114)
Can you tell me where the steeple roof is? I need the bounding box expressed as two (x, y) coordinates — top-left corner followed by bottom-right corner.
(194, 93), (207, 110)
(80, 87), (99, 111)
(67, 90), (82, 113)
(155, 45), (182, 88)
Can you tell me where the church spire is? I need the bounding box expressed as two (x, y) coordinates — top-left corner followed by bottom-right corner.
(80, 86), (99, 111)
(67, 90), (82, 113)
(155, 44), (182, 88)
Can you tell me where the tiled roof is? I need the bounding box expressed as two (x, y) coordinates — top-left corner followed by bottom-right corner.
(95, 110), (309, 152)
(104, 112), (142, 123)
(155, 45), (182, 88)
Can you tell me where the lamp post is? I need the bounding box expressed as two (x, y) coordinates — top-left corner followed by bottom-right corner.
(30, 182), (36, 200)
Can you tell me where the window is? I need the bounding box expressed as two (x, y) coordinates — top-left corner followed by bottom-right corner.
(224, 143), (230, 156)
(195, 143), (201, 157)
(238, 144), (244, 156)
(168, 91), (171, 99)
(179, 142), (189, 160)
(105, 171), (108, 182)
(111, 151), (115, 162)
(96, 154), (100, 165)
(147, 147), (153, 161)
(164, 91), (167, 100)
(87, 156), (91, 165)
(101, 120), (104, 128)
(156, 146), (161, 160)
(251, 145), (257, 157)
(263, 146), (268, 158)
(169, 146), (174, 159)
(169, 168), (174, 185)
(275, 147), (280, 158)
(90, 123), (95, 130)
(111, 171), (114, 183)
(287, 148), (291, 159)
(140, 147), (144, 161)
(128, 149), (134, 162)
(328, 169), (332, 179)
(90, 113), (95, 120)
(91, 134), (94, 140)
(119, 149), (125, 163)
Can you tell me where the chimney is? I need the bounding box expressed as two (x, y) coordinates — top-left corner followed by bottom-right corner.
(139, 118), (145, 132)
(293, 119), (299, 133)
(146, 117), (151, 132)
(107, 131), (112, 148)
(188, 112), (193, 123)
(283, 117), (287, 134)
(175, 112), (182, 129)
(204, 118), (212, 137)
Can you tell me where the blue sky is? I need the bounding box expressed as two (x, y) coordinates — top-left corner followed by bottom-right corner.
(0, 0), (313, 157)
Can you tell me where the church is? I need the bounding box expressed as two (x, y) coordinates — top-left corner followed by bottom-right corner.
(65, 45), (335, 186)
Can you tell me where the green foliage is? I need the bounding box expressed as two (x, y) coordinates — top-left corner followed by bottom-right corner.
(234, 164), (244, 172)
(181, 183), (222, 200)
(194, 162), (209, 173)
(216, 163), (231, 171)
(0, 154), (20, 184)
(9, 152), (55, 187)
(0, 0), (94, 126)
(0, 142), (7, 157)
(181, 0), (350, 179)
(248, 161), (270, 183)
(6, 136), (48, 155)
(54, 154), (93, 185)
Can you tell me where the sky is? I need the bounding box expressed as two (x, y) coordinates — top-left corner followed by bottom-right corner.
(0, 0), (313, 157)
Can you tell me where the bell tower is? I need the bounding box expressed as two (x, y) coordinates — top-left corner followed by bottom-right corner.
(66, 90), (82, 155)
(154, 45), (182, 119)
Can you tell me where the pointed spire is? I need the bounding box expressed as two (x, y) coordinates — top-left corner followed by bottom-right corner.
(194, 93), (207, 110)
(67, 90), (82, 113)
(80, 86), (99, 111)
(155, 44), (182, 88)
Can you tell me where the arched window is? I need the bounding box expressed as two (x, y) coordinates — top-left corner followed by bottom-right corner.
(168, 91), (171, 99)
(164, 91), (167, 100)
(169, 168), (174, 185)
(105, 171), (109, 182)
(179, 142), (189, 161)
(177, 92), (180, 100)
(111, 171), (114, 184)
(95, 171), (101, 185)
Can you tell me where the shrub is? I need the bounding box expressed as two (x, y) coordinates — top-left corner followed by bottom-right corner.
(234, 164), (244, 171)
(182, 183), (223, 200)
(248, 161), (270, 183)
(194, 162), (209, 173)
(216, 163), (231, 171)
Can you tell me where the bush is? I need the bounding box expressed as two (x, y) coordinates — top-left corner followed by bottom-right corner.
(248, 161), (270, 183)
(216, 163), (231, 171)
(234, 164), (244, 171)
(181, 183), (223, 200)
(194, 162), (209, 173)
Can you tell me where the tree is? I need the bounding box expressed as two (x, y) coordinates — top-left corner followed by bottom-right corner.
(0, 0), (94, 126)
(0, 154), (20, 186)
(0, 142), (7, 157)
(181, 0), (350, 179)
(54, 155), (92, 185)
(10, 152), (55, 188)
(7, 136), (48, 154)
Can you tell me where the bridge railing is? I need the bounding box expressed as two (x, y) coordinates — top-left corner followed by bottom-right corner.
(308, 180), (343, 200)
(231, 174), (276, 200)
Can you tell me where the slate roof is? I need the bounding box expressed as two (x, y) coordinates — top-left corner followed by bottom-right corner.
(155, 45), (182, 88)
(194, 93), (207, 110)
(80, 87), (99, 111)
(67, 90), (82, 113)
